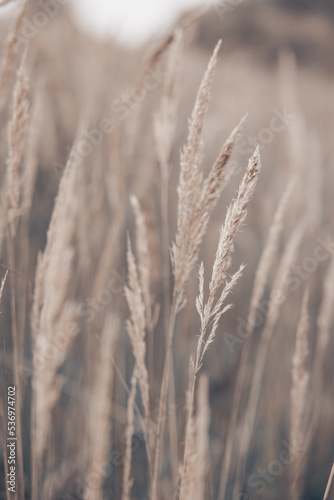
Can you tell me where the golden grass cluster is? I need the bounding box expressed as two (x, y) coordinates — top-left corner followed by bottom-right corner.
(0, 1), (334, 500)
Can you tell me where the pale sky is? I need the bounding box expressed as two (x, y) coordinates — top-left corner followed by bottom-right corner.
(72, 0), (207, 44)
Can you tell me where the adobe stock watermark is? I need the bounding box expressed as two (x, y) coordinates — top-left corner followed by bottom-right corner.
(209, 0), (244, 21)
(52, 65), (167, 179)
(61, 398), (179, 500)
(239, 107), (296, 154)
(18, 267), (125, 381)
(0, 200), (31, 240)
(226, 107), (296, 181)
(235, 439), (307, 499)
(10, 0), (71, 51)
(224, 234), (334, 353)
(0, 155), (37, 240)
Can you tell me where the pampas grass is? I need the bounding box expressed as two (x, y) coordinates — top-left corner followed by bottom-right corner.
(6, 50), (29, 240)
(1, 4), (334, 500)
(3, 48), (29, 499)
(152, 43), (249, 500)
(196, 147), (261, 373)
(31, 140), (79, 498)
(180, 147), (261, 499)
(0, 0), (28, 109)
(218, 171), (297, 499)
(125, 234), (153, 483)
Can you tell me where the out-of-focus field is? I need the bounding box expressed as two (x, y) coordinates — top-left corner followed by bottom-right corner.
(0, 1), (334, 499)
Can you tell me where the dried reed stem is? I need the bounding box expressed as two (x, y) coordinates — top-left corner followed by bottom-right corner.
(83, 315), (118, 500)
(0, 271), (8, 302)
(179, 371), (197, 500)
(233, 219), (307, 496)
(291, 289), (310, 452)
(171, 40), (222, 310)
(154, 29), (182, 483)
(218, 172), (297, 499)
(194, 375), (210, 500)
(289, 288), (310, 499)
(315, 254), (334, 385)
(154, 29), (182, 175)
(4, 49), (29, 500)
(180, 148), (261, 498)
(125, 235), (153, 482)
(178, 374), (211, 500)
(130, 195), (153, 333)
(152, 43), (246, 500)
(31, 139), (80, 497)
(22, 96), (40, 211)
(122, 366), (138, 500)
(323, 463), (334, 500)
(0, 0), (28, 108)
(6, 50), (29, 240)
